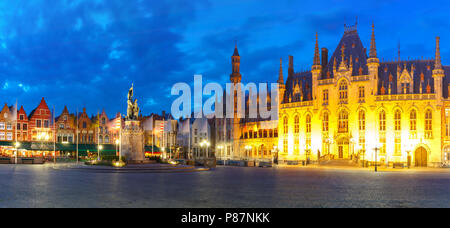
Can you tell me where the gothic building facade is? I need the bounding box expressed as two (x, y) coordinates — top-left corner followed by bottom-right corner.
(217, 22), (450, 167)
(278, 23), (449, 167)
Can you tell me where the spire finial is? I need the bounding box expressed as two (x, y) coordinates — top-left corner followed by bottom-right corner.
(369, 22), (377, 58)
(278, 58), (284, 84)
(313, 32), (320, 66)
(435, 36), (442, 70)
(398, 41), (401, 61)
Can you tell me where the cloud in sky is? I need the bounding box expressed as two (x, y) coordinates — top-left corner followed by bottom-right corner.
(0, 0), (448, 117)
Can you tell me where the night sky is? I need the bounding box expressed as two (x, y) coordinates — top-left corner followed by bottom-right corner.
(1, 0), (449, 118)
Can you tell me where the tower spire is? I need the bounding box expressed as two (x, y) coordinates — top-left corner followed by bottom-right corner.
(435, 36), (442, 70)
(369, 23), (377, 58)
(313, 32), (320, 66)
(278, 58), (284, 84)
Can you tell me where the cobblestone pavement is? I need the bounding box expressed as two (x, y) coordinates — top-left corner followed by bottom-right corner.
(0, 164), (448, 207)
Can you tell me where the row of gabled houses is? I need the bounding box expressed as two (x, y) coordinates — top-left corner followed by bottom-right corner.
(0, 97), (216, 159)
(0, 97), (122, 145)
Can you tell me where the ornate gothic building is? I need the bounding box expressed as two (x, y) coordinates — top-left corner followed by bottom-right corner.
(278, 23), (449, 167)
(217, 22), (450, 167)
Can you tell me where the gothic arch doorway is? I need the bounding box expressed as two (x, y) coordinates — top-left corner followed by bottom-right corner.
(414, 146), (428, 167)
(336, 137), (349, 159)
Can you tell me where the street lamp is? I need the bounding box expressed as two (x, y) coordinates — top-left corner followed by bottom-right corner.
(373, 142), (382, 172)
(200, 140), (210, 158)
(115, 139), (120, 158)
(98, 145), (103, 161)
(14, 141), (20, 164)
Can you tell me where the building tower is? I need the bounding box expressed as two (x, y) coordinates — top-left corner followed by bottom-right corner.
(277, 58), (286, 105)
(230, 44), (242, 84)
(433, 36), (445, 103)
(311, 32), (322, 104)
(367, 23), (380, 96)
(230, 44), (242, 159)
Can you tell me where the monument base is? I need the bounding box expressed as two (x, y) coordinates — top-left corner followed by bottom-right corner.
(121, 120), (145, 162)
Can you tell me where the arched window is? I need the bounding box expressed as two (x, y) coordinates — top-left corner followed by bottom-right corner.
(379, 110), (386, 155)
(410, 110), (417, 130)
(394, 110), (402, 155)
(379, 110), (386, 131)
(358, 110), (366, 154)
(322, 112), (329, 132)
(358, 110), (365, 131)
(338, 110), (348, 133)
(294, 115), (299, 134)
(394, 110), (401, 131)
(425, 109), (432, 138)
(306, 114), (311, 133)
(339, 80), (348, 102)
(283, 116), (288, 134)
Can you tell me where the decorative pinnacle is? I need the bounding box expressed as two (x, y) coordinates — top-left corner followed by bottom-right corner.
(435, 36), (442, 70)
(369, 23), (377, 58)
(278, 58), (284, 84)
(313, 32), (320, 66)
(341, 44), (345, 62)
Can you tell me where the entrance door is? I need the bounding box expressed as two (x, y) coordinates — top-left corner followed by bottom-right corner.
(337, 138), (349, 159)
(414, 147), (427, 167)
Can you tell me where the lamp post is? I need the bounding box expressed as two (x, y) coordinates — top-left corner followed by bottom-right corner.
(98, 145), (103, 161)
(373, 142), (381, 172)
(14, 142), (20, 164)
(115, 139), (120, 160)
(200, 140), (210, 158)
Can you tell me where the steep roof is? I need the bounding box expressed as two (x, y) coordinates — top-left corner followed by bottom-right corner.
(323, 29), (368, 79)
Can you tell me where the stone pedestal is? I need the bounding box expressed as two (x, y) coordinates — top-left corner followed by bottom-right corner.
(121, 120), (145, 163)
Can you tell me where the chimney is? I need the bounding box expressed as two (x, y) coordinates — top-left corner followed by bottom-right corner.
(321, 48), (328, 68)
(162, 111), (166, 118)
(288, 56), (294, 77)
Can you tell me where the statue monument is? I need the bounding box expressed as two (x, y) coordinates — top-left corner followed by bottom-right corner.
(121, 83), (145, 163)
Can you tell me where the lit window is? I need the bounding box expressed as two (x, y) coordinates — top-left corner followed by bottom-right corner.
(339, 80), (348, 102)
(394, 110), (402, 155)
(322, 112), (329, 132)
(283, 116), (288, 134)
(323, 89), (329, 104)
(306, 114), (311, 133)
(294, 115), (299, 133)
(394, 110), (401, 131)
(338, 110), (348, 133)
(379, 110), (386, 131)
(359, 86), (365, 98)
(425, 109), (433, 139)
(379, 110), (386, 155)
(359, 110), (365, 131)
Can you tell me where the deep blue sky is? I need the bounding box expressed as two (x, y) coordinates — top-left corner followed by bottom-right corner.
(1, 0), (450, 118)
